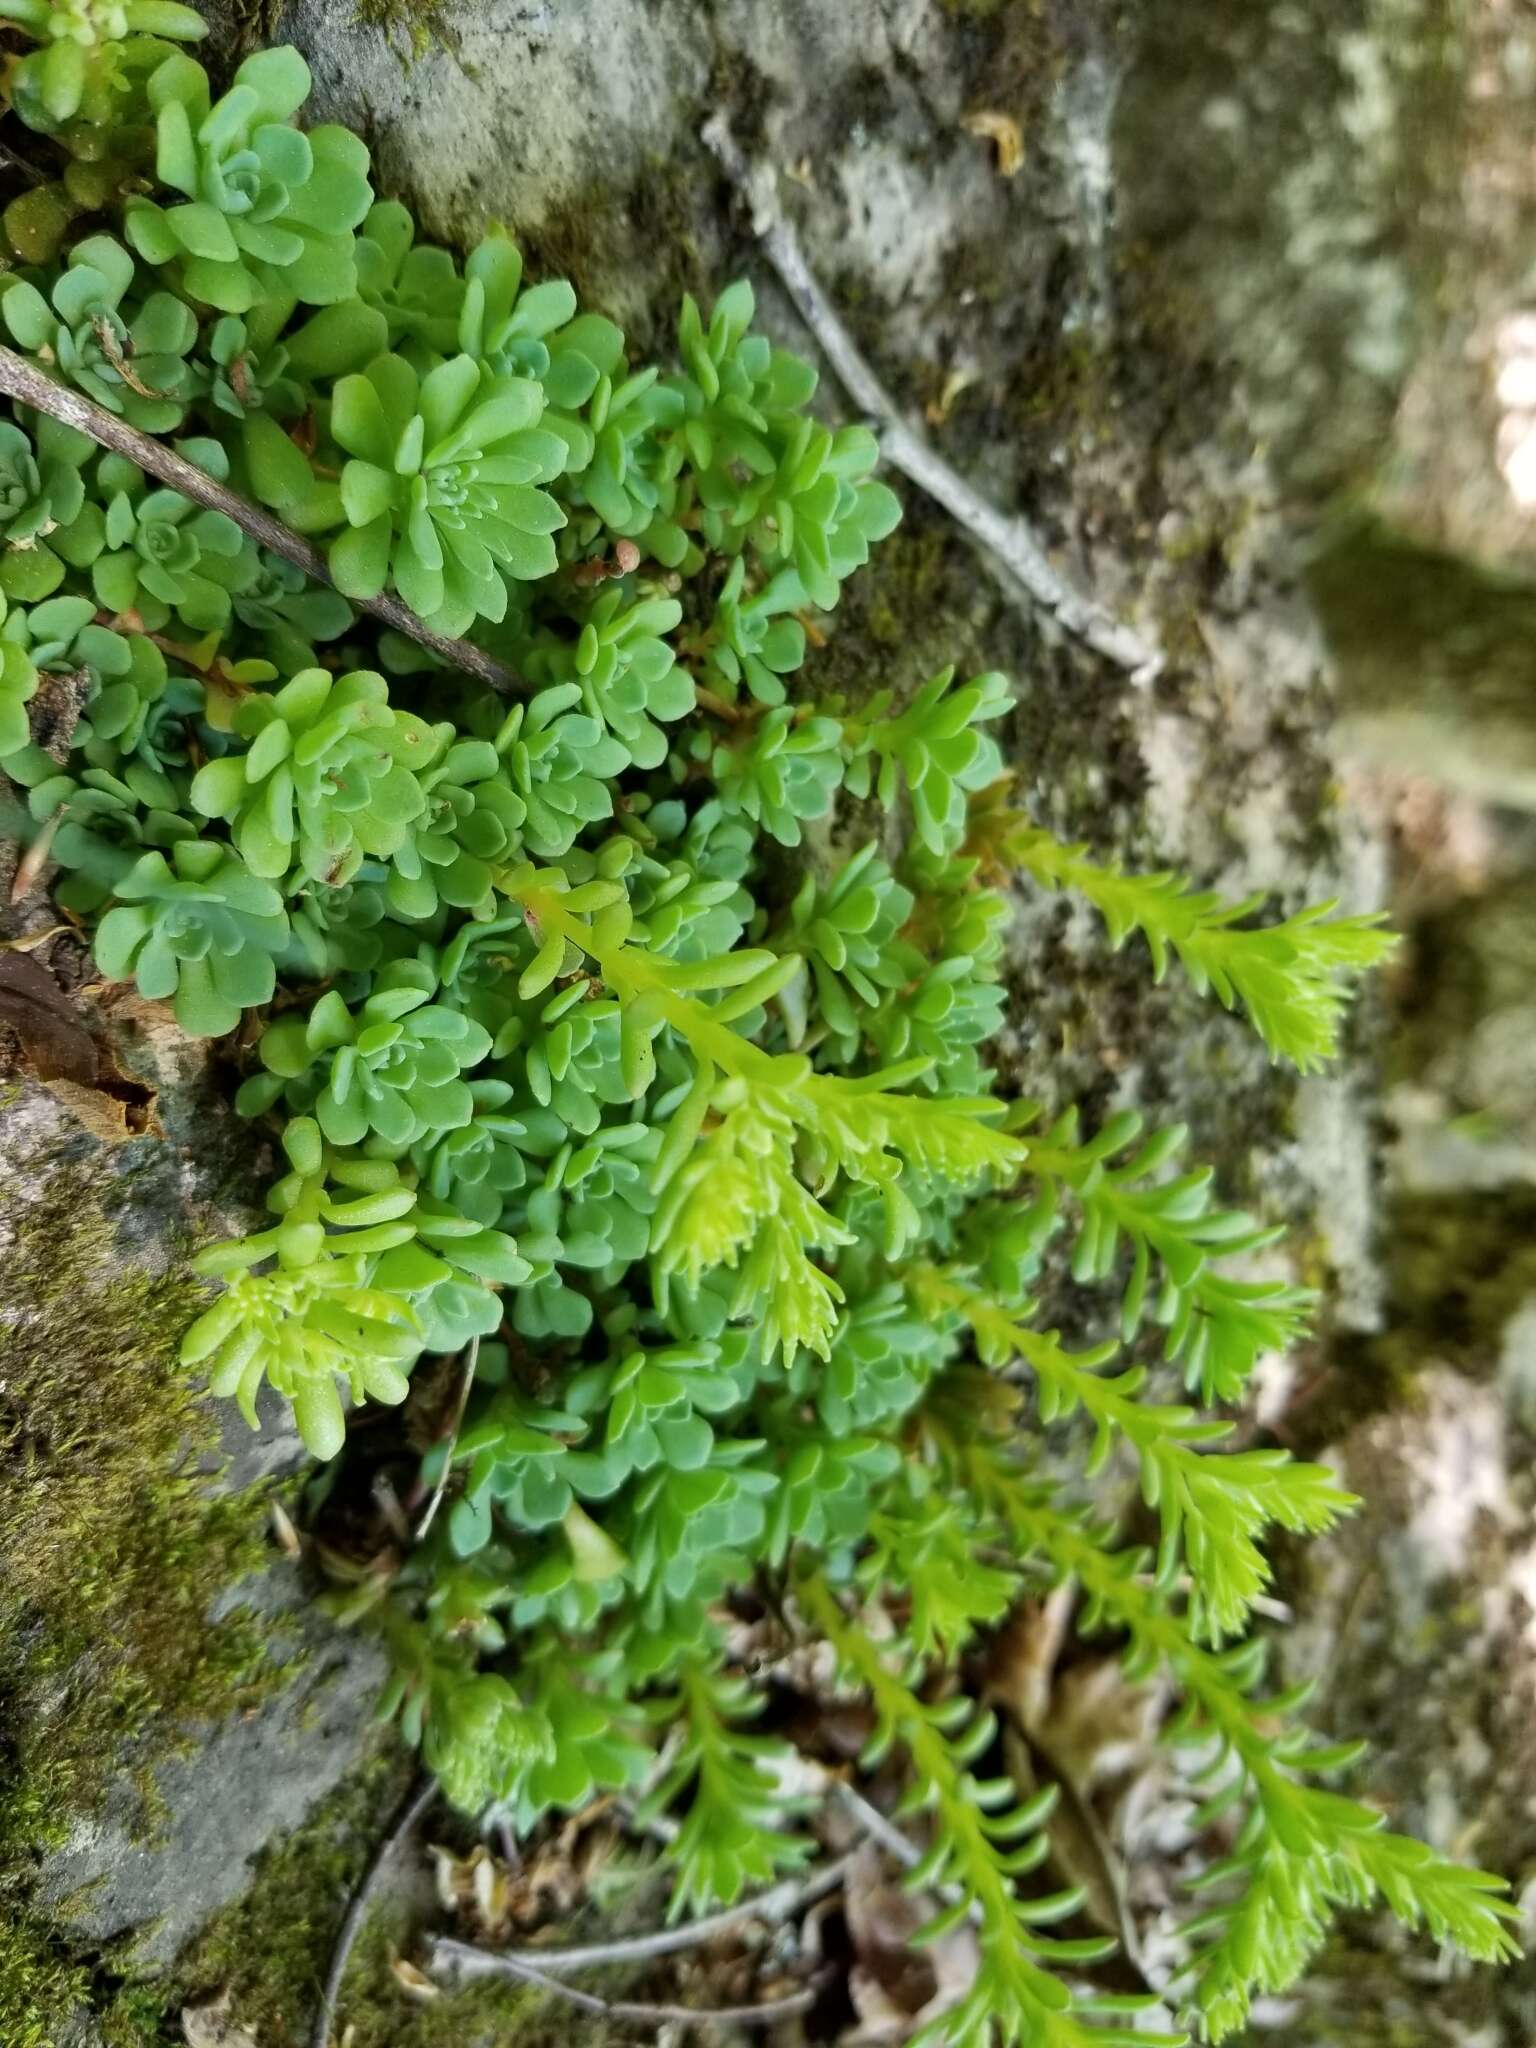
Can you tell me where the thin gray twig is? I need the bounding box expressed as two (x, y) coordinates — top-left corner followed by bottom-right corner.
(701, 115), (1162, 682)
(829, 1778), (985, 1930)
(428, 1849), (854, 1980)
(462, 1948), (823, 2029)
(0, 344), (527, 698)
(312, 1774), (438, 2048)
(413, 1334), (479, 1543)
(830, 1779), (925, 1875)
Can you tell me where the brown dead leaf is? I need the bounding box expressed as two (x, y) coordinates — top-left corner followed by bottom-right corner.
(432, 1842), (517, 1938)
(985, 1587), (1075, 1736)
(0, 952), (164, 1138)
(431, 1804), (619, 1943)
(182, 1992), (259, 2048)
(1004, 1724), (1138, 1955)
(1043, 1653), (1167, 1795)
(843, 1842), (977, 2043)
(962, 109), (1024, 177)
(9, 808), (65, 904)
(42, 1073), (160, 1143)
(0, 951), (98, 1083)
(986, 1596), (1170, 1978)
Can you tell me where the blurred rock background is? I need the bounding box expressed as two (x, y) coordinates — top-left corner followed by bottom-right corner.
(8, 0), (1536, 2040)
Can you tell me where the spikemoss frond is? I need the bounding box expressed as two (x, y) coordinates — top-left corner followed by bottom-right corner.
(803, 1571), (1184, 2048)
(915, 1268), (1353, 1643)
(642, 1658), (813, 1920)
(1010, 1106), (1317, 1403)
(942, 1423), (1522, 2041)
(972, 798), (1398, 1071)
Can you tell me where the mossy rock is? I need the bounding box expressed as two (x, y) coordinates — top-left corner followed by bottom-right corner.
(0, 1080), (384, 2035)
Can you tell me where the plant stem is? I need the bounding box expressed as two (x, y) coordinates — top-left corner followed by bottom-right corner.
(0, 343), (528, 698)
(701, 115), (1162, 682)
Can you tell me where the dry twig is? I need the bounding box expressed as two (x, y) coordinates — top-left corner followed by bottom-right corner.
(312, 1775), (438, 2048)
(465, 1948), (823, 2029)
(428, 1848), (855, 1981)
(701, 116), (1162, 682)
(0, 344), (527, 698)
(413, 1334), (479, 1542)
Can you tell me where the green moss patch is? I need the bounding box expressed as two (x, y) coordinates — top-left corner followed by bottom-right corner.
(0, 1143), (282, 2041)
(102, 1746), (633, 2048)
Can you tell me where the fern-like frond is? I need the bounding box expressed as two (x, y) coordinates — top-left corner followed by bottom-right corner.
(802, 1572), (1183, 2048)
(1015, 1108), (1315, 1403)
(641, 1656), (813, 1919)
(975, 806), (1397, 1071)
(500, 864), (1021, 1357)
(649, 1098), (850, 1359)
(858, 1468), (1018, 1661)
(944, 1431), (1521, 2041)
(917, 1269), (1352, 1644)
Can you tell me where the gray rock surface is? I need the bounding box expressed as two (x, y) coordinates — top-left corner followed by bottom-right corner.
(38, 1601), (388, 1968)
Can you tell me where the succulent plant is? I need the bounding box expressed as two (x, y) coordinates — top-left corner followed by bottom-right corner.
(506, 1124), (659, 1340)
(239, 960), (494, 1148)
(354, 199), (463, 358)
(775, 843), (914, 1045)
(565, 1341), (750, 1484)
(697, 559), (806, 708)
(0, 231), (197, 431)
(404, 1079), (529, 1229)
(710, 705), (844, 847)
(496, 986), (631, 1137)
(374, 1191), (532, 1351)
(229, 549), (353, 671)
(377, 736), (523, 921)
(124, 46), (373, 312)
(563, 362), (688, 561)
(0, 414), (92, 600)
(845, 665), (1013, 856)
(198, 300), (387, 426)
(673, 282), (901, 606)
(72, 621), (173, 759)
(188, 665), (441, 883)
(92, 835), (288, 1033)
(0, 598), (170, 790)
(484, 683), (628, 859)
(90, 443), (257, 632)
(0, 0), (205, 133)
(25, 757), (196, 911)
(0, 630), (38, 758)
(456, 229), (626, 468)
(277, 868), (388, 982)
(522, 588), (692, 770)
(327, 352), (568, 632)
(199, 311), (299, 420)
